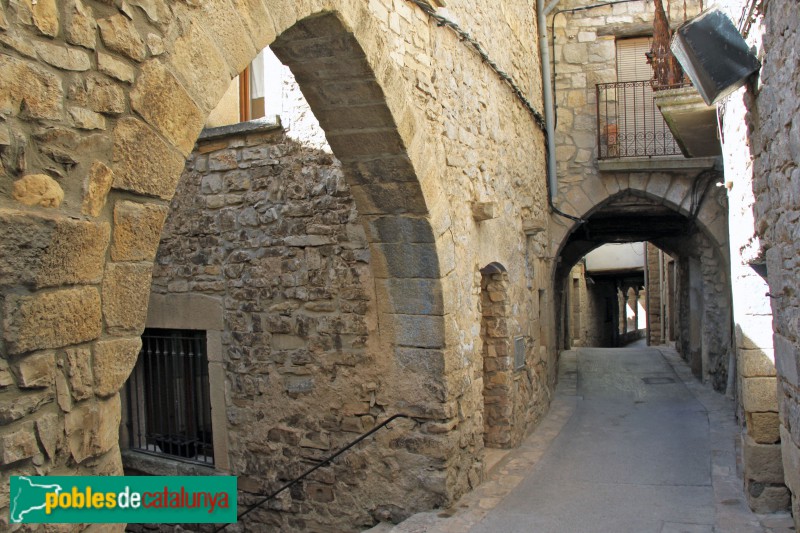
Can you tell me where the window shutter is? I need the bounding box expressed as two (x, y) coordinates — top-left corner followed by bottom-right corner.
(616, 37), (653, 82)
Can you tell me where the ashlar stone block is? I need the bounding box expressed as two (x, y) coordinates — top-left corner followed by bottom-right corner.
(112, 200), (169, 262)
(747, 411), (781, 444)
(743, 432), (785, 484)
(382, 313), (445, 349)
(168, 19), (232, 113)
(93, 338), (141, 397)
(0, 209), (110, 289)
(740, 348), (778, 378)
(3, 287), (102, 355)
(228, 0), (278, 50)
(130, 60), (205, 156)
(370, 242), (440, 279)
(112, 117), (186, 200)
(742, 376), (780, 413)
(193, 3), (255, 74)
(102, 263), (153, 335)
(375, 278), (444, 316)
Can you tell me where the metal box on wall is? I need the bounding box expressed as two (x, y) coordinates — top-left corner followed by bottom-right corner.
(671, 9), (761, 105)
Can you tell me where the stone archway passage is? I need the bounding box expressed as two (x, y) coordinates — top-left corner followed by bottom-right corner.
(0, 3), (453, 525)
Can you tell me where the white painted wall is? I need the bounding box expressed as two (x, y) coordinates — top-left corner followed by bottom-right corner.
(584, 243), (646, 273)
(206, 48), (331, 153)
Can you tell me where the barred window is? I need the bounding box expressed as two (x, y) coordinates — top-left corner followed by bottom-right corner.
(125, 329), (214, 466)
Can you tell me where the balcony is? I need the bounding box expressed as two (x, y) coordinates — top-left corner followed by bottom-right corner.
(653, 85), (722, 158)
(596, 80), (682, 160)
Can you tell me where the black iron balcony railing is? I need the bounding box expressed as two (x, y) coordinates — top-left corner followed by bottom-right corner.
(596, 80), (682, 159)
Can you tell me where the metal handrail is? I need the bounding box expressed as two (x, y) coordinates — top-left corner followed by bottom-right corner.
(595, 80), (683, 159)
(212, 413), (415, 532)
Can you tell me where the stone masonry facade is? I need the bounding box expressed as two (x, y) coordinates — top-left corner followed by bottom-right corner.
(0, 0), (556, 530)
(747, 0), (800, 523)
(0, 0), (799, 530)
(545, 0), (733, 391)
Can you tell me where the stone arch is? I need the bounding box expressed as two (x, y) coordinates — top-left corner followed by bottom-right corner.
(550, 176), (733, 389)
(0, 0), (453, 513)
(550, 172), (729, 260)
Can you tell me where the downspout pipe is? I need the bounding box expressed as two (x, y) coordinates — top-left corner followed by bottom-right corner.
(537, 0), (558, 202)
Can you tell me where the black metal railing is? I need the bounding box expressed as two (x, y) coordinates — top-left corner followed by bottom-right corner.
(212, 413), (415, 532)
(596, 80), (682, 159)
(126, 328), (214, 466)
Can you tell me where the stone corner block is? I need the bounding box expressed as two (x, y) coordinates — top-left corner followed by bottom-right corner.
(112, 200), (169, 262)
(375, 278), (444, 316)
(381, 313), (445, 349)
(102, 263), (153, 335)
(370, 242), (441, 279)
(746, 411), (780, 444)
(130, 60), (205, 156)
(112, 117), (185, 200)
(741, 376), (779, 413)
(3, 287), (102, 355)
(740, 348), (777, 378)
(742, 432), (785, 484)
(93, 337), (141, 397)
(0, 210), (110, 289)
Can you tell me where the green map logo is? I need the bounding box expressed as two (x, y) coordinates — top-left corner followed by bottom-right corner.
(9, 476), (237, 524)
(10, 476), (63, 523)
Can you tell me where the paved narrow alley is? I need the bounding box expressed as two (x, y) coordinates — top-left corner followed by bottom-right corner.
(373, 347), (795, 533)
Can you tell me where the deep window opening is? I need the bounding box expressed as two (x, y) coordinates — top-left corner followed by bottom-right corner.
(125, 328), (214, 466)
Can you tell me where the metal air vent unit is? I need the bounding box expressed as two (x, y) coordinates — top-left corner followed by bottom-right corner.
(671, 9), (761, 105)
